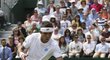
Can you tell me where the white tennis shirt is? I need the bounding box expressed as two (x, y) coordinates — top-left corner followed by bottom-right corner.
(23, 33), (62, 60)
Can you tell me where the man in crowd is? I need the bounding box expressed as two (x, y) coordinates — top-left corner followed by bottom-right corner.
(0, 39), (12, 60)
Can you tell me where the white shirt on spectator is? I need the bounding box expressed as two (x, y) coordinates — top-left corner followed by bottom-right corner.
(83, 41), (96, 54)
(69, 41), (83, 53)
(42, 15), (50, 22)
(95, 43), (109, 53)
(60, 20), (71, 35)
(23, 33), (62, 60)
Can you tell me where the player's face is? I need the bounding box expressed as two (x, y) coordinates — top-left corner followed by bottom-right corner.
(41, 32), (53, 43)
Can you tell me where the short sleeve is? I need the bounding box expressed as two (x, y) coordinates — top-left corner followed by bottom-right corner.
(53, 44), (62, 58)
(23, 35), (32, 48)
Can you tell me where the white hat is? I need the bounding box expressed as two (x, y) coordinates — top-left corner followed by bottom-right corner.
(69, 0), (76, 3)
(50, 15), (56, 18)
(37, 1), (43, 5)
(78, 6), (83, 10)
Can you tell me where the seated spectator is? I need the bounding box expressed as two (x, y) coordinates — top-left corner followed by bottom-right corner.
(101, 24), (110, 43)
(70, 0), (78, 18)
(0, 39), (12, 60)
(68, 34), (83, 58)
(12, 27), (23, 45)
(59, 0), (67, 14)
(60, 14), (71, 35)
(51, 27), (62, 42)
(24, 14), (36, 31)
(90, 0), (103, 12)
(7, 36), (17, 58)
(72, 15), (81, 27)
(16, 36), (26, 58)
(68, 23), (78, 35)
(59, 36), (68, 58)
(66, 8), (73, 22)
(34, 0), (46, 16)
(77, 27), (85, 43)
(93, 36), (109, 58)
(100, 8), (109, 19)
(64, 29), (72, 45)
(31, 10), (39, 22)
(83, 35), (96, 57)
(17, 22), (27, 37)
(47, 0), (56, 15)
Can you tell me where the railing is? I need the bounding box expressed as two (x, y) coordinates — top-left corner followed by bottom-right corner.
(12, 57), (110, 60)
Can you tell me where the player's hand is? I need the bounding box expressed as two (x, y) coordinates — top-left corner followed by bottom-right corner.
(20, 52), (28, 60)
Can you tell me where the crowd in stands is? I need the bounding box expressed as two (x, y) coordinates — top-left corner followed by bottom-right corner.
(0, 0), (110, 59)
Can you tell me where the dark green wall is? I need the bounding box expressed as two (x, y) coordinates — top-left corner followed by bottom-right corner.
(11, 0), (37, 23)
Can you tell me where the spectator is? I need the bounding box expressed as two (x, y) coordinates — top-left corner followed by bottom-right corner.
(0, 39), (12, 60)
(83, 35), (96, 57)
(101, 24), (110, 43)
(51, 27), (62, 42)
(24, 14), (36, 31)
(31, 10), (39, 22)
(17, 22), (27, 37)
(66, 8), (73, 22)
(90, 0), (103, 12)
(100, 8), (109, 19)
(60, 14), (71, 35)
(53, 5), (62, 22)
(93, 36), (109, 58)
(47, 0), (56, 15)
(59, 0), (67, 14)
(7, 36), (17, 58)
(70, 0), (78, 18)
(16, 36), (25, 58)
(34, 0), (46, 16)
(59, 36), (68, 58)
(68, 34), (83, 58)
(68, 23), (78, 35)
(64, 29), (72, 45)
(12, 27), (23, 45)
(77, 27), (85, 43)
(72, 15), (81, 27)
(79, 0), (89, 14)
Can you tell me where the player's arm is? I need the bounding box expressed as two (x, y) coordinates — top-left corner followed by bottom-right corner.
(18, 35), (32, 59)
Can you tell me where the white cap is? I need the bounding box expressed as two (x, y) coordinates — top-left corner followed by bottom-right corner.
(78, 6), (83, 10)
(69, 0), (76, 3)
(37, 1), (43, 5)
(50, 15), (56, 18)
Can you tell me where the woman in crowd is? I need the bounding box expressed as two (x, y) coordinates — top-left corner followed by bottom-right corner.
(24, 14), (35, 31)
(16, 36), (26, 58)
(72, 15), (81, 27)
(12, 27), (22, 45)
(77, 27), (85, 43)
(7, 36), (17, 58)
(65, 8), (73, 22)
(64, 29), (72, 45)
(59, 36), (68, 58)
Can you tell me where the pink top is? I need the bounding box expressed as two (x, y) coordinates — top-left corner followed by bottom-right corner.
(90, 3), (103, 12)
